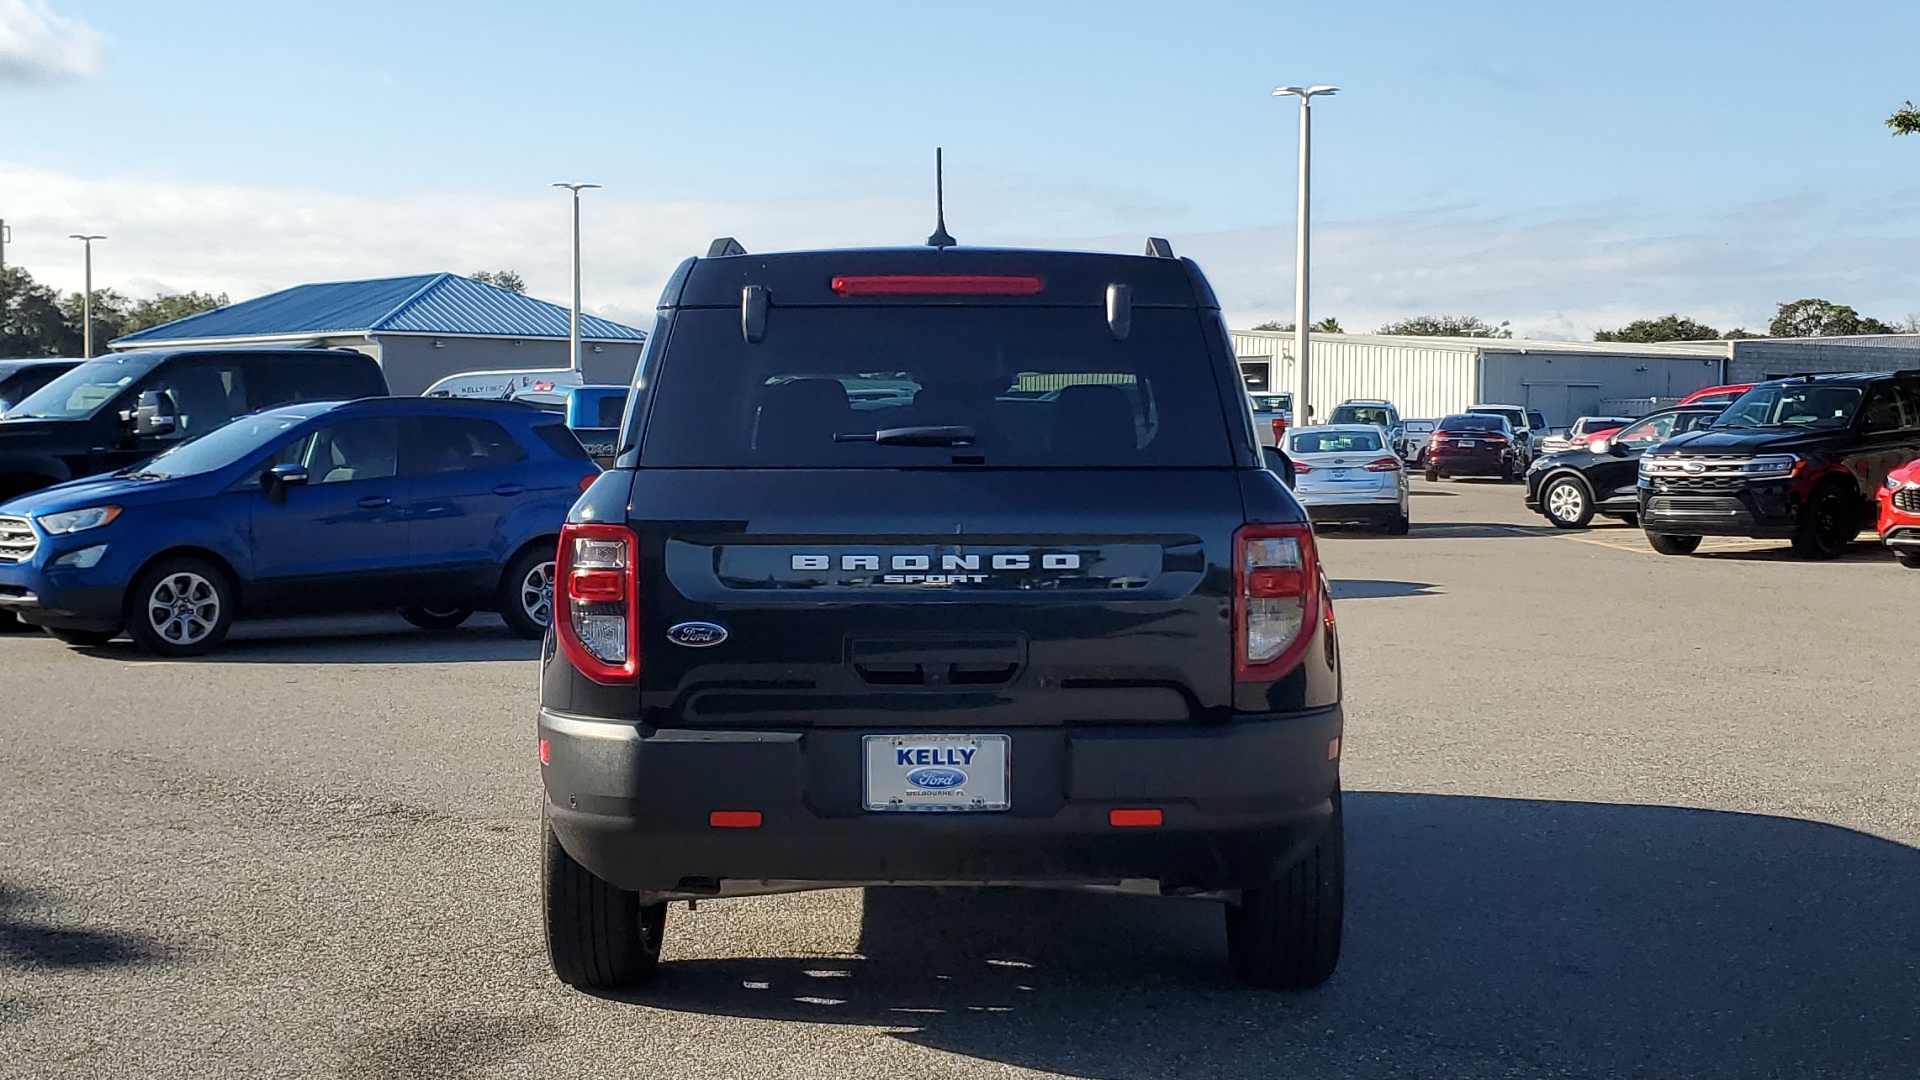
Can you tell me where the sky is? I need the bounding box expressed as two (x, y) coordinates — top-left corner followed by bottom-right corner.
(2, 0), (1919, 338)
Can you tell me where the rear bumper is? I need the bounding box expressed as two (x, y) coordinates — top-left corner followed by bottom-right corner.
(540, 706), (1343, 898)
(1426, 449), (1513, 475)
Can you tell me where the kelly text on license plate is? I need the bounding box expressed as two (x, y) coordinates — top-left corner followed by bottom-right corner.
(864, 734), (1010, 812)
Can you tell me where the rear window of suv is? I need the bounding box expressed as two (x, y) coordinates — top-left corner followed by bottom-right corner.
(1440, 415), (1505, 432)
(637, 307), (1233, 467)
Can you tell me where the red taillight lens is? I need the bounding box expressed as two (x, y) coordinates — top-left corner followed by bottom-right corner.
(1483, 434), (1508, 445)
(578, 474), (598, 492)
(554, 522), (639, 685)
(1233, 523), (1321, 682)
(831, 274), (1043, 296)
(1292, 462), (1314, 474)
(1271, 418), (1288, 440)
(1364, 456), (1401, 472)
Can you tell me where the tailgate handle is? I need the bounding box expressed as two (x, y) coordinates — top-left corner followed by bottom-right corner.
(849, 636), (1024, 687)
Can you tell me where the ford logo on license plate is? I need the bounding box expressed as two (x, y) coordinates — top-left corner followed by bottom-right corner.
(905, 767), (967, 789)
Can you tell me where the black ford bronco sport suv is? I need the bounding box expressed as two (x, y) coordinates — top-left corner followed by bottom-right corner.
(1638, 370), (1920, 558)
(538, 241), (1343, 990)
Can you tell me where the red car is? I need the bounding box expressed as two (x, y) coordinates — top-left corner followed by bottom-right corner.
(1879, 457), (1920, 568)
(1424, 413), (1519, 481)
(1677, 383), (1752, 407)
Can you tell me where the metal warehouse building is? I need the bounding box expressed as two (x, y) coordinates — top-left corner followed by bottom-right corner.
(112, 273), (647, 395)
(1231, 330), (1920, 425)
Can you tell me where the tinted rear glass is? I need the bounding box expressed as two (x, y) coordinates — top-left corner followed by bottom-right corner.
(1290, 430), (1383, 453)
(1328, 405), (1393, 428)
(638, 307), (1232, 467)
(1440, 415), (1504, 432)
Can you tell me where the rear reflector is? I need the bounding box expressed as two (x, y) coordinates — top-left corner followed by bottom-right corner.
(538, 738), (550, 765)
(710, 811), (762, 828)
(1109, 808), (1163, 827)
(831, 274), (1043, 296)
(578, 474), (598, 492)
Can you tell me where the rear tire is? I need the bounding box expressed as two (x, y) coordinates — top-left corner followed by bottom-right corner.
(1618, 513), (1639, 528)
(1647, 532), (1703, 556)
(1790, 481), (1860, 560)
(125, 557), (234, 657)
(45, 626), (118, 647)
(499, 545), (556, 640)
(1226, 789), (1344, 990)
(1541, 475), (1594, 529)
(400, 605), (473, 631)
(0, 611), (31, 634)
(543, 815), (666, 989)
(1384, 509), (1410, 536)
(1424, 469), (1439, 483)
(1894, 551), (1920, 569)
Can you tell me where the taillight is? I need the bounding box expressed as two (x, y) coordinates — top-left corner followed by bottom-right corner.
(831, 274), (1043, 296)
(1293, 462), (1314, 474)
(1364, 456), (1401, 472)
(1233, 523), (1321, 681)
(578, 474), (598, 492)
(554, 522), (639, 685)
(1483, 434), (1508, 445)
(1271, 418), (1288, 440)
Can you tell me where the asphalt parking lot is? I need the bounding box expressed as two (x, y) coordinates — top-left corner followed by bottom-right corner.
(2, 477), (1916, 1080)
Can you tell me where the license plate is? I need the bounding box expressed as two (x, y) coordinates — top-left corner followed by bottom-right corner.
(1457, 439), (1476, 447)
(1329, 468), (1352, 480)
(864, 734), (1010, 812)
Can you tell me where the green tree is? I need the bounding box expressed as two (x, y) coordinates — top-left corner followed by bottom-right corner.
(58, 288), (132, 351)
(0, 267), (80, 356)
(1377, 314), (1511, 338)
(124, 291), (228, 335)
(1250, 316), (1341, 333)
(1768, 298), (1897, 337)
(1888, 100), (1920, 136)
(1594, 314), (1721, 342)
(470, 270), (527, 293)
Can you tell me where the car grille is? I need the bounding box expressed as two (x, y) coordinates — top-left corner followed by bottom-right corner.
(0, 516), (37, 564)
(1647, 496), (1745, 516)
(1895, 487), (1920, 514)
(1649, 474), (1745, 490)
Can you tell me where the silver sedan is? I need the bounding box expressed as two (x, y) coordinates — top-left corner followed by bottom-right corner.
(1286, 424), (1411, 534)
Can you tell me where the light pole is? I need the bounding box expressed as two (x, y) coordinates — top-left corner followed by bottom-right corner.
(551, 182), (600, 373)
(1, 220), (11, 272)
(1272, 84), (1337, 425)
(69, 234), (107, 358)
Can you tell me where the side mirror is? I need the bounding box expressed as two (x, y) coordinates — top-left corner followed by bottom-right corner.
(263, 463), (309, 503)
(1262, 444), (1297, 488)
(130, 389), (178, 437)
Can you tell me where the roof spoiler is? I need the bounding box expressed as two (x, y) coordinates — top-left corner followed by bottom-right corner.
(706, 237), (746, 258)
(1144, 237), (1175, 258)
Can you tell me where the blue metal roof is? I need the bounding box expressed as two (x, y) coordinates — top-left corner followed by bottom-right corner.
(114, 273), (647, 345)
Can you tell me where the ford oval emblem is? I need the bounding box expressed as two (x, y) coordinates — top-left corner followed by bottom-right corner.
(666, 621), (728, 648)
(905, 767), (967, 789)
(1683, 461), (1706, 474)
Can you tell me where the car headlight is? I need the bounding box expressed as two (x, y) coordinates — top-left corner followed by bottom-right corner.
(1742, 454), (1799, 476)
(1890, 475), (1910, 491)
(36, 505), (122, 534)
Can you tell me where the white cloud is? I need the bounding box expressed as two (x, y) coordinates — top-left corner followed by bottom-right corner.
(3, 159), (1918, 342)
(0, 0), (102, 85)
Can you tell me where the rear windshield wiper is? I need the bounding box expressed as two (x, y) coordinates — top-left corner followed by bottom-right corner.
(835, 425), (977, 447)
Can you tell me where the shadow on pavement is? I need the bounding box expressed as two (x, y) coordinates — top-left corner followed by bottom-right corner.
(621, 793), (1920, 1078)
(57, 614), (540, 665)
(1687, 540), (1894, 565)
(1329, 579), (1440, 600)
(0, 885), (169, 972)
(1408, 521), (1562, 539)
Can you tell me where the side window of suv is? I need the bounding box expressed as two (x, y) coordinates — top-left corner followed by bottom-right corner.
(305, 419), (399, 484)
(404, 416), (529, 475)
(144, 360), (248, 439)
(1617, 414), (1676, 447)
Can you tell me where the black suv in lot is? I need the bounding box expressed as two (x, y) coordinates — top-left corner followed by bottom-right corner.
(0, 347), (388, 500)
(1638, 371), (1920, 558)
(538, 242), (1345, 990)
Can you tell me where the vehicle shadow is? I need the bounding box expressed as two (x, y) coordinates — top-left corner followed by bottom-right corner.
(1329, 579), (1440, 600)
(0, 884), (170, 972)
(64, 614), (541, 665)
(616, 793), (1920, 1078)
(1407, 521), (1562, 539)
(1688, 540), (1895, 565)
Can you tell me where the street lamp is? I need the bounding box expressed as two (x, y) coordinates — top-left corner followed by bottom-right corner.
(551, 183), (600, 374)
(1272, 84), (1337, 425)
(69, 234), (107, 358)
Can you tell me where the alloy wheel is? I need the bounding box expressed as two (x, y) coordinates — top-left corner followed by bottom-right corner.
(1547, 481), (1585, 522)
(147, 571), (221, 646)
(520, 561), (555, 628)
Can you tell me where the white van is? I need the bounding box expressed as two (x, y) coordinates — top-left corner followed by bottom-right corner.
(422, 367), (584, 400)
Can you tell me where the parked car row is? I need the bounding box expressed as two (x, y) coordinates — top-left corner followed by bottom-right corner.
(1521, 371), (1920, 567)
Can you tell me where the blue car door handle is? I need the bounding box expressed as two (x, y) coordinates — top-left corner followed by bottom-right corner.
(492, 484), (524, 496)
(357, 496), (392, 509)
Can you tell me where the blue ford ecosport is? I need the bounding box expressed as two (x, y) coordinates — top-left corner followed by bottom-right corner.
(0, 397), (598, 655)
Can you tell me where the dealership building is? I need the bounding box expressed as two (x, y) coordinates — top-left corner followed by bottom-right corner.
(1231, 330), (1920, 425)
(112, 273), (648, 395)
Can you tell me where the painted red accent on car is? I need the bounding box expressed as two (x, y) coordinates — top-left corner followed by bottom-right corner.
(1109, 808), (1163, 827)
(710, 811), (763, 828)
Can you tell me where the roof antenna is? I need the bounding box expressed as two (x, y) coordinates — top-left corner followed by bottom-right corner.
(926, 148), (957, 249)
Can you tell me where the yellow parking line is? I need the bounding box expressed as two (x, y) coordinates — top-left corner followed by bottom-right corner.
(1561, 535), (1651, 554)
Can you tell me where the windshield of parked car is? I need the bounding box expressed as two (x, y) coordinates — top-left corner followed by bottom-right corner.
(1328, 405), (1393, 428)
(1713, 384), (1864, 430)
(5, 354), (164, 420)
(1248, 393), (1292, 413)
(1290, 430), (1384, 454)
(127, 410), (317, 479)
(1439, 415), (1505, 433)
